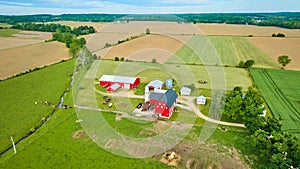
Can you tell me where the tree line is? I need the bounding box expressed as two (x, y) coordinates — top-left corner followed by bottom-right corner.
(224, 87), (300, 168)
(1, 13), (300, 29)
(12, 23), (95, 35)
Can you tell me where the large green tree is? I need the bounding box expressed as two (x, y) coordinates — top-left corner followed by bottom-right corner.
(278, 55), (291, 69)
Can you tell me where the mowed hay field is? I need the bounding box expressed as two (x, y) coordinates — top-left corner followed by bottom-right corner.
(0, 41), (70, 80)
(102, 34), (184, 63)
(197, 24), (300, 37)
(167, 35), (279, 68)
(209, 36), (279, 68)
(247, 37), (300, 70)
(250, 68), (300, 135)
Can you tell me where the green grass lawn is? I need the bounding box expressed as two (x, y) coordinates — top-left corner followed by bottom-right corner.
(250, 68), (300, 135)
(166, 35), (279, 69)
(0, 59), (75, 153)
(0, 29), (20, 37)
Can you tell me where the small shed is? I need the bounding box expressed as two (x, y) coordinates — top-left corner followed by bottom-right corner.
(107, 83), (121, 92)
(197, 95), (206, 105)
(180, 87), (191, 96)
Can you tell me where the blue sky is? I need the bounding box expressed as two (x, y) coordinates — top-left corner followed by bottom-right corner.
(0, 0), (299, 15)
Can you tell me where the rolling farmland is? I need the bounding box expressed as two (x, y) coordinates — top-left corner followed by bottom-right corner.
(250, 68), (300, 135)
(247, 37), (300, 70)
(102, 34), (184, 63)
(197, 24), (300, 37)
(0, 59), (75, 153)
(0, 41), (70, 80)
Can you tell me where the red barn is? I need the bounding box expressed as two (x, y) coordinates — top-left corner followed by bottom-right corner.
(99, 75), (140, 91)
(149, 90), (178, 119)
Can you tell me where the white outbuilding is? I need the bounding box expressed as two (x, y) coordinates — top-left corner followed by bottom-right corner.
(180, 87), (192, 96)
(197, 95), (206, 105)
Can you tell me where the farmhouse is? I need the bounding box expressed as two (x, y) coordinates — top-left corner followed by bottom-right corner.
(197, 95), (206, 105)
(149, 89), (178, 118)
(180, 86), (191, 96)
(145, 80), (164, 102)
(99, 75), (140, 92)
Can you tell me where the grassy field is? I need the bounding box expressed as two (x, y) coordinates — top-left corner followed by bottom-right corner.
(96, 60), (252, 91)
(0, 41), (70, 80)
(0, 91), (169, 169)
(0, 29), (20, 37)
(0, 59), (75, 153)
(250, 68), (300, 135)
(0, 89), (254, 169)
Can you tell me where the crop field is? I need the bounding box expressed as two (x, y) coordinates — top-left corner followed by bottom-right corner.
(0, 30), (52, 50)
(99, 21), (200, 35)
(247, 37), (300, 70)
(0, 41), (70, 80)
(208, 36), (279, 68)
(0, 59), (75, 153)
(51, 21), (106, 31)
(96, 60), (251, 90)
(197, 24), (300, 37)
(250, 68), (300, 135)
(102, 34), (184, 63)
(166, 35), (279, 68)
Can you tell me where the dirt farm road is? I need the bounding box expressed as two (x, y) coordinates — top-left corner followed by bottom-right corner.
(92, 87), (246, 128)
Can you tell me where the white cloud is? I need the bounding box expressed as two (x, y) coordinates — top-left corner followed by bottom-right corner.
(0, 0), (32, 6)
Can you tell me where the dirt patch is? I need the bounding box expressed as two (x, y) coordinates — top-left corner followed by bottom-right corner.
(172, 141), (250, 169)
(72, 130), (86, 139)
(247, 37), (300, 70)
(197, 24), (300, 37)
(0, 41), (70, 80)
(102, 34), (184, 63)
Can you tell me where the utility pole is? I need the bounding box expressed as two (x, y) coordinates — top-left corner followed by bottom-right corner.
(10, 136), (17, 154)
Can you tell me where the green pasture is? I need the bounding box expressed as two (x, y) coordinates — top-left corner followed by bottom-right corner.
(250, 68), (300, 135)
(166, 35), (279, 68)
(0, 92), (169, 169)
(0, 59), (75, 153)
(0, 29), (20, 37)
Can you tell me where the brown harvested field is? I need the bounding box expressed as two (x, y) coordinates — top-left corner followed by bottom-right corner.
(0, 41), (70, 79)
(100, 21), (200, 35)
(12, 31), (52, 40)
(0, 31), (52, 50)
(51, 21), (106, 31)
(0, 37), (42, 50)
(87, 32), (138, 52)
(101, 34), (184, 63)
(197, 24), (300, 37)
(247, 37), (300, 70)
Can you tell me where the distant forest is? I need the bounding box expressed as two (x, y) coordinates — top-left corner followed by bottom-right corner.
(0, 13), (299, 29)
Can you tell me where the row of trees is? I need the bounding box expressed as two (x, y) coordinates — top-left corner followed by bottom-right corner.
(12, 23), (95, 35)
(237, 60), (255, 68)
(52, 31), (86, 57)
(224, 87), (300, 168)
(272, 33), (285, 37)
